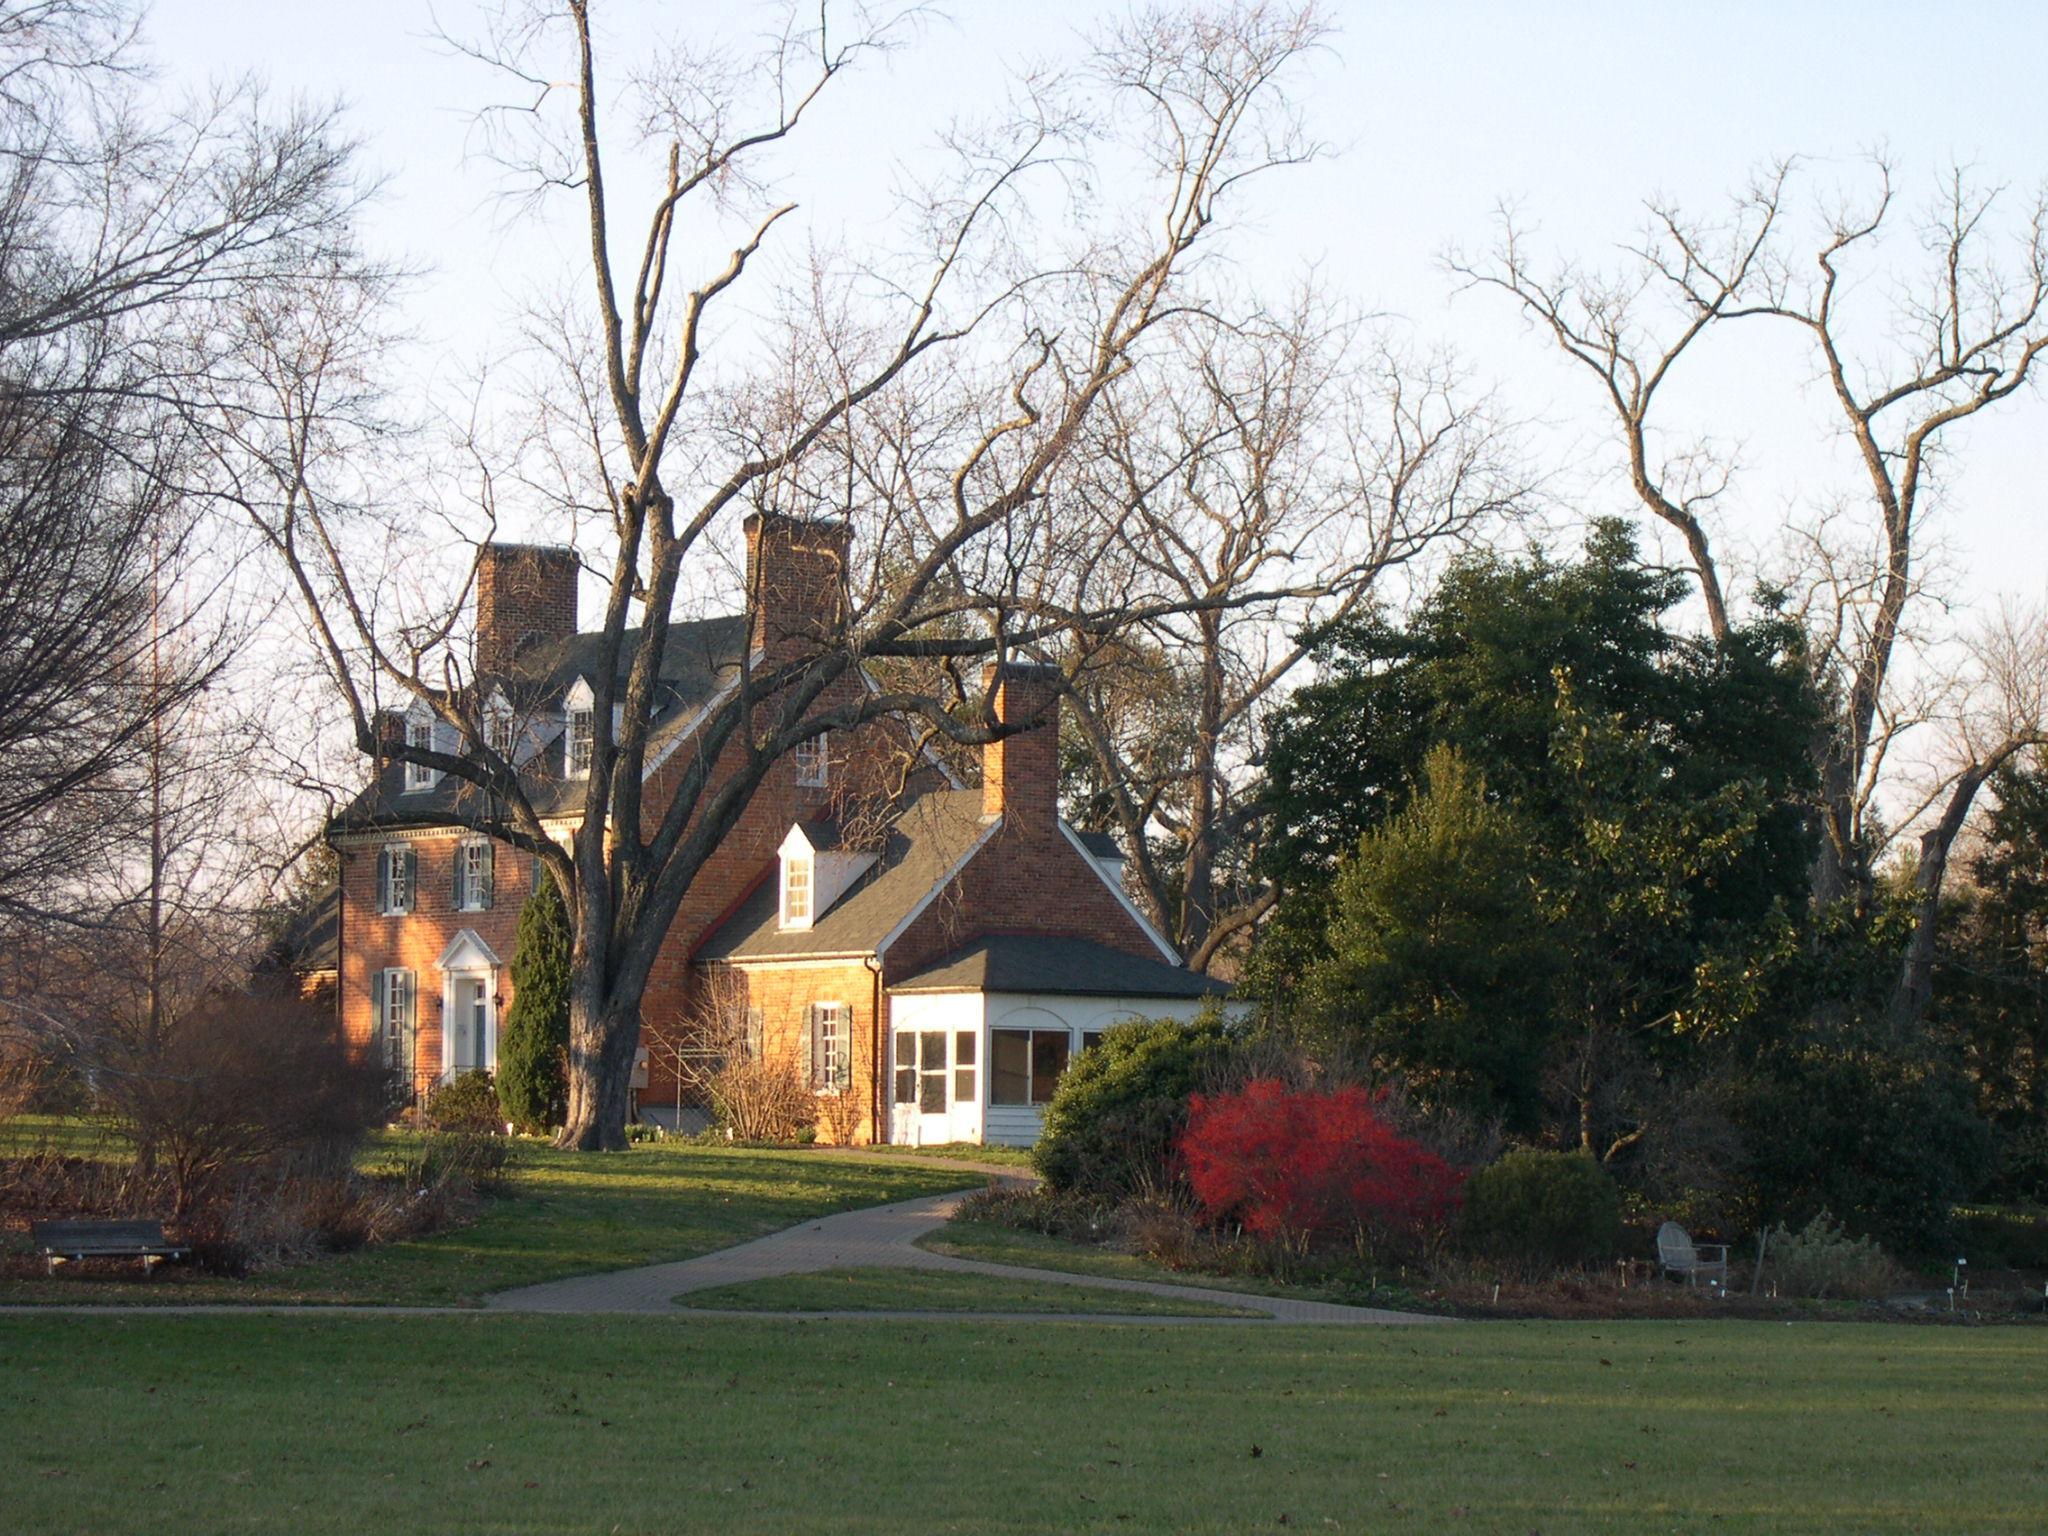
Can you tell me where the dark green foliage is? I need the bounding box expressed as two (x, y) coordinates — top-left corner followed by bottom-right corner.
(1261, 519), (1817, 904)
(425, 1070), (504, 1135)
(1933, 756), (2048, 1200)
(1458, 1148), (1622, 1270)
(1732, 1024), (1991, 1256)
(1032, 1011), (1240, 1195)
(1259, 522), (1819, 1164)
(1300, 747), (1554, 1128)
(497, 874), (572, 1134)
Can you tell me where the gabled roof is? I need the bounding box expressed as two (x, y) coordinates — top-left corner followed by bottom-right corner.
(330, 613), (747, 833)
(694, 788), (991, 960)
(1075, 829), (1122, 861)
(890, 934), (1228, 999)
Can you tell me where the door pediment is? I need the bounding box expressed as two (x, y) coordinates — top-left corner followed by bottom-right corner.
(436, 928), (503, 972)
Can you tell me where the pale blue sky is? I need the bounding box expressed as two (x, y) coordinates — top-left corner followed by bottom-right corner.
(148, 0), (2048, 614)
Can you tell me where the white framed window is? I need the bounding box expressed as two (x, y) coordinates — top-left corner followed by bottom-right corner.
(403, 718), (439, 793)
(485, 709), (517, 759)
(373, 968), (414, 1073)
(377, 845), (415, 916)
(742, 1007), (765, 1065)
(810, 1002), (848, 1092)
(781, 853), (812, 927)
(566, 707), (594, 778)
(453, 839), (494, 912)
(794, 733), (829, 788)
(990, 1027), (1071, 1106)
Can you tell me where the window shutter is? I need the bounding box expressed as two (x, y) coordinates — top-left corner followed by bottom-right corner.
(807, 1004), (822, 1089)
(402, 850), (418, 913)
(479, 842), (494, 909)
(451, 843), (464, 909)
(375, 850), (390, 913)
(371, 969), (386, 1055)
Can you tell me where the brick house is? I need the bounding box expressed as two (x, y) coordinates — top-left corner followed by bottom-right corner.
(328, 520), (1223, 1145)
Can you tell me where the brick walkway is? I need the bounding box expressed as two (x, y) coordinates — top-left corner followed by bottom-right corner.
(484, 1189), (1442, 1325)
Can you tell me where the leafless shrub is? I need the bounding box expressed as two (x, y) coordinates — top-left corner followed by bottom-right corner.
(708, 1059), (817, 1144)
(95, 990), (389, 1215)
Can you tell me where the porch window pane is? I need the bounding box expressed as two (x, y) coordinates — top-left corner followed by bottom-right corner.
(954, 1068), (975, 1102)
(918, 1073), (946, 1113)
(990, 1029), (1031, 1105)
(895, 1032), (916, 1067)
(954, 1031), (975, 1066)
(1029, 1031), (1069, 1104)
(919, 1031), (945, 1070)
(894, 1069), (916, 1104)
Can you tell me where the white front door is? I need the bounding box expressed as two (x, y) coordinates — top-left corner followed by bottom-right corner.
(448, 974), (494, 1074)
(890, 1025), (979, 1144)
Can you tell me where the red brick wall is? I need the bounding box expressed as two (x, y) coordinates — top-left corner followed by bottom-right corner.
(336, 833), (541, 1105)
(704, 960), (884, 1145)
(886, 813), (1163, 982)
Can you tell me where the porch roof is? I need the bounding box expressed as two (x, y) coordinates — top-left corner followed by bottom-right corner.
(889, 934), (1228, 1000)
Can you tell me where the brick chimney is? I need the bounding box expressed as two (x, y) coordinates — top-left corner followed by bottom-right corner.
(476, 544), (579, 677)
(744, 513), (850, 657)
(980, 662), (1062, 828)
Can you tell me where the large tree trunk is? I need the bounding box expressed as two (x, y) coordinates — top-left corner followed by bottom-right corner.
(557, 986), (641, 1151)
(1890, 762), (2000, 1034)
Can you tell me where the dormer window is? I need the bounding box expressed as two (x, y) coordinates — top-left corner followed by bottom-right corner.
(794, 732), (829, 788)
(484, 696), (517, 759)
(781, 852), (812, 927)
(403, 717), (439, 793)
(775, 821), (875, 933)
(566, 706), (593, 778)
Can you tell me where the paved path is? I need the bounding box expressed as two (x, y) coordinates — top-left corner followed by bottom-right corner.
(484, 1189), (1441, 1325)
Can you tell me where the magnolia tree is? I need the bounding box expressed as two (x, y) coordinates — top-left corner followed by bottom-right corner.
(223, 1), (1337, 1148)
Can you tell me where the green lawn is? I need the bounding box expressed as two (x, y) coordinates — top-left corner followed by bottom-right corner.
(852, 1140), (1038, 1169)
(921, 1216), (1430, 1310)
(3, 1313), (2043, 1533)
(0, 1141), (971, 1307)
(677, 1264), (1259, 1316)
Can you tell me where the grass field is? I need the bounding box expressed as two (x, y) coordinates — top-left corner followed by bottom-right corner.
(677, 1264), (1259, 1315)
(3, 1312), (2043, 1534)
(0, 1139), (972, 1307)
(921, 1216), (1432, 1310)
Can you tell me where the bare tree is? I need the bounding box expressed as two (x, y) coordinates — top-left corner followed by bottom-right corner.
(239, 2), (1334, 1147)
(1059, 299), (1523, 969)
(1891, 604), (2048, 1028)
(1454, 158), (2048, 941)
(0, 0), (371, 937)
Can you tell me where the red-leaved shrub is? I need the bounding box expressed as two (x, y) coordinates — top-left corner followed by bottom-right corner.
(1180, 1079), (1464, 1248)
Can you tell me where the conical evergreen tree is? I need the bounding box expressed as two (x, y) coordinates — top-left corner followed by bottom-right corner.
(496, 873), (572, 1133)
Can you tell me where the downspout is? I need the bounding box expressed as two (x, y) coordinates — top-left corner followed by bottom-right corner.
(864, 954), (885, 1146)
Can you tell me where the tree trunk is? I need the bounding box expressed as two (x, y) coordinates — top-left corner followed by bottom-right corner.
(1890, 762), (1997, 1034)
(557, 987), (640, 1151)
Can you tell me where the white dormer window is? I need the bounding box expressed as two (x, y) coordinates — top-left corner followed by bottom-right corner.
(775, 822), (875, 933)
(794, 733), (829, 788)
(566, 707), (593, 777)
(403, 717), (439, 793)
(782, 852), (812, 927)
(484, 692), (517, 759)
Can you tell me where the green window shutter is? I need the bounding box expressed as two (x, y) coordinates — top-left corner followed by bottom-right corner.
(479, 842), (494, 909)
(451, 842), (464, 909)
(403, 850), (418, 914)
(375, 850), (390, 913)
(807, 1004), (822, 1089)
(371, 969), (386, 1057)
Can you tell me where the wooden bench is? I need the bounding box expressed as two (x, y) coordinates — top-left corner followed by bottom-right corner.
(30, 1219), (187, 1278)
(1656, 1220), (1728, 1291)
